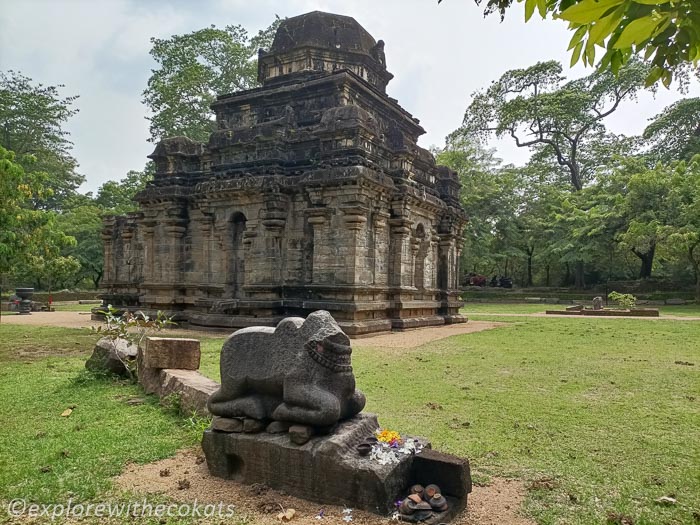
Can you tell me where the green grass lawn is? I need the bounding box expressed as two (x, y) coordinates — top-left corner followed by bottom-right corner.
(1, 316), (698, 524)
(0, 326), (204, 507)
(52, 302), (96, 312)
(198, 316), (700, 524)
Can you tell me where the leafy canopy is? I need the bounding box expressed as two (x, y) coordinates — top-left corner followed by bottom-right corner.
(457, 58), (649, 190)
(0, 146), (76, 285)
(643, 97), (700, 162)
(143, 19), (280, 143)
(439, 0), (700, 87)
(0, 71), (83, 210)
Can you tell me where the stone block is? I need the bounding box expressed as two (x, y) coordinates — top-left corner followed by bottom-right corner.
(202, 413), (471, 518)
(409, 448), (472, 498)
(666, 298), (686, 305)
(141, 337), (201, 370)
(212, 417), (244, 433)
(86, 337), (137, 377)
(266, 421), (291, 434)
(289, 424), (315, 445)
(243, 418), (266, 433)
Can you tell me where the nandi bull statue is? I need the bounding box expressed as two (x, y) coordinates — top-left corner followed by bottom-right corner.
(208, 310), (366, 428)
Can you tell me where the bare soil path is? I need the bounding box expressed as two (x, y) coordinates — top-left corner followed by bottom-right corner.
(0, 312), (507, 343)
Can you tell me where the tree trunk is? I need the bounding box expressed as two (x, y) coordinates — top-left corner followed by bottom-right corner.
(632, 244), (656, 279)
(545, 264), (551, 287)
(574, 261), (585, 289)
(526, 252), (533, 287)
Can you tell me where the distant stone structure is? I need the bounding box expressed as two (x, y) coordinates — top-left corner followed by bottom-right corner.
(100, 11), (467, 336)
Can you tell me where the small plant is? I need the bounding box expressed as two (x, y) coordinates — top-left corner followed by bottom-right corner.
(608, 291), (637, 310)
(91, 304), (175, 380)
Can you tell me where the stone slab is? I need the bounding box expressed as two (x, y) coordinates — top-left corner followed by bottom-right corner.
(142, 336), (201, 370)
(666, 298), (686, 305)
(202, 413), (471, 517)
(137, 345), (218, 417)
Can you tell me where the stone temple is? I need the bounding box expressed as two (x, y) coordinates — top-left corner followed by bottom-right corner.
(100, 11), (467, 336)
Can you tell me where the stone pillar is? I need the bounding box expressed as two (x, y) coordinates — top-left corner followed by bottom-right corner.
(101, 217), (115, 286)
(141, 220), (157, 284)
(162, 219), (187, 284)
(430, 230), (440, 289)
(306, 209), (331, 284)
(121, 227), (134, 284)
(455, 245), (463, 289)
(388, 218), (413, 288)
(373, 211), (390, 286)
(410, 237), (421, 289)
(438, 236), (455, 292)
(259, 194), (288, 285)
(340, 205), (369, 285)
(194, 212), (214, 285)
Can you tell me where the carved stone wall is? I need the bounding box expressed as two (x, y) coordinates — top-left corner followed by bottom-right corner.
(101, 11), (467, 336)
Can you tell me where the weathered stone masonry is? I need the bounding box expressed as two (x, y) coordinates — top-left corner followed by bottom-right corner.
(101, 11), (467, 336)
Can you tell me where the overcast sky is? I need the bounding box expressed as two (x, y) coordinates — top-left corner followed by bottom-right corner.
(1, 0), (698, 193)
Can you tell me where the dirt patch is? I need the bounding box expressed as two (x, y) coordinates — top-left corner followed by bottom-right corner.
(358, 321), (506, 350)
(115, 448), (535, 525)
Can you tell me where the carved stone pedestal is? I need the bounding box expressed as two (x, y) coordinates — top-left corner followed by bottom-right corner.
(202, 413), (471, 520)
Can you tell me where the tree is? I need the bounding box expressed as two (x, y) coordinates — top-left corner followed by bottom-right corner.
(439, 0), (700, 87)
(664, 156), (700, 301)
(643, 97), (700, 163)
(435, 135), (519, 278)
(0, 71), (83, 210)
(95, 164), (154, 214)
(0, 146), (75, 317)
(56, 205), (105, 289)
(458, 59), (649, 191)
(142, 18), (281, 143)
(456, 58), (649, 286)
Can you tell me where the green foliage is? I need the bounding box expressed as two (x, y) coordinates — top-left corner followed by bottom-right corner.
(0, 146), (76, 290)
(643, 97), (700, 162)
(608, 290), (637, 308)
(0, 324), (205, 502)
(142, 19), (281, 143)
(95, 163), (154, 214)
(0, 71), (83, 210)
(440, 0), (700, 87)
(458, 59), (649, 191)
(56, 204), (105, 288)
(92, 305), (176, 380)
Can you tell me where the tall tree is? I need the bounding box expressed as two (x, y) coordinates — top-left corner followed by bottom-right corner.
(439, 0), (700, 87)
(0, 71), (83, 210)
(643, 97), (700, 163)
(664, 156), (700, 301)
(95, 163), (154, 214)
(458, 59), (649, 191)
(456, 58), (648, 286)
(0, 146), (75, 314)
(56, 205), (105, 289)
(143, 18), (281, 143)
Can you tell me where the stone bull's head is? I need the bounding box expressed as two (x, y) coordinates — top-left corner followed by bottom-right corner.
(300, 311), (353, 373)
